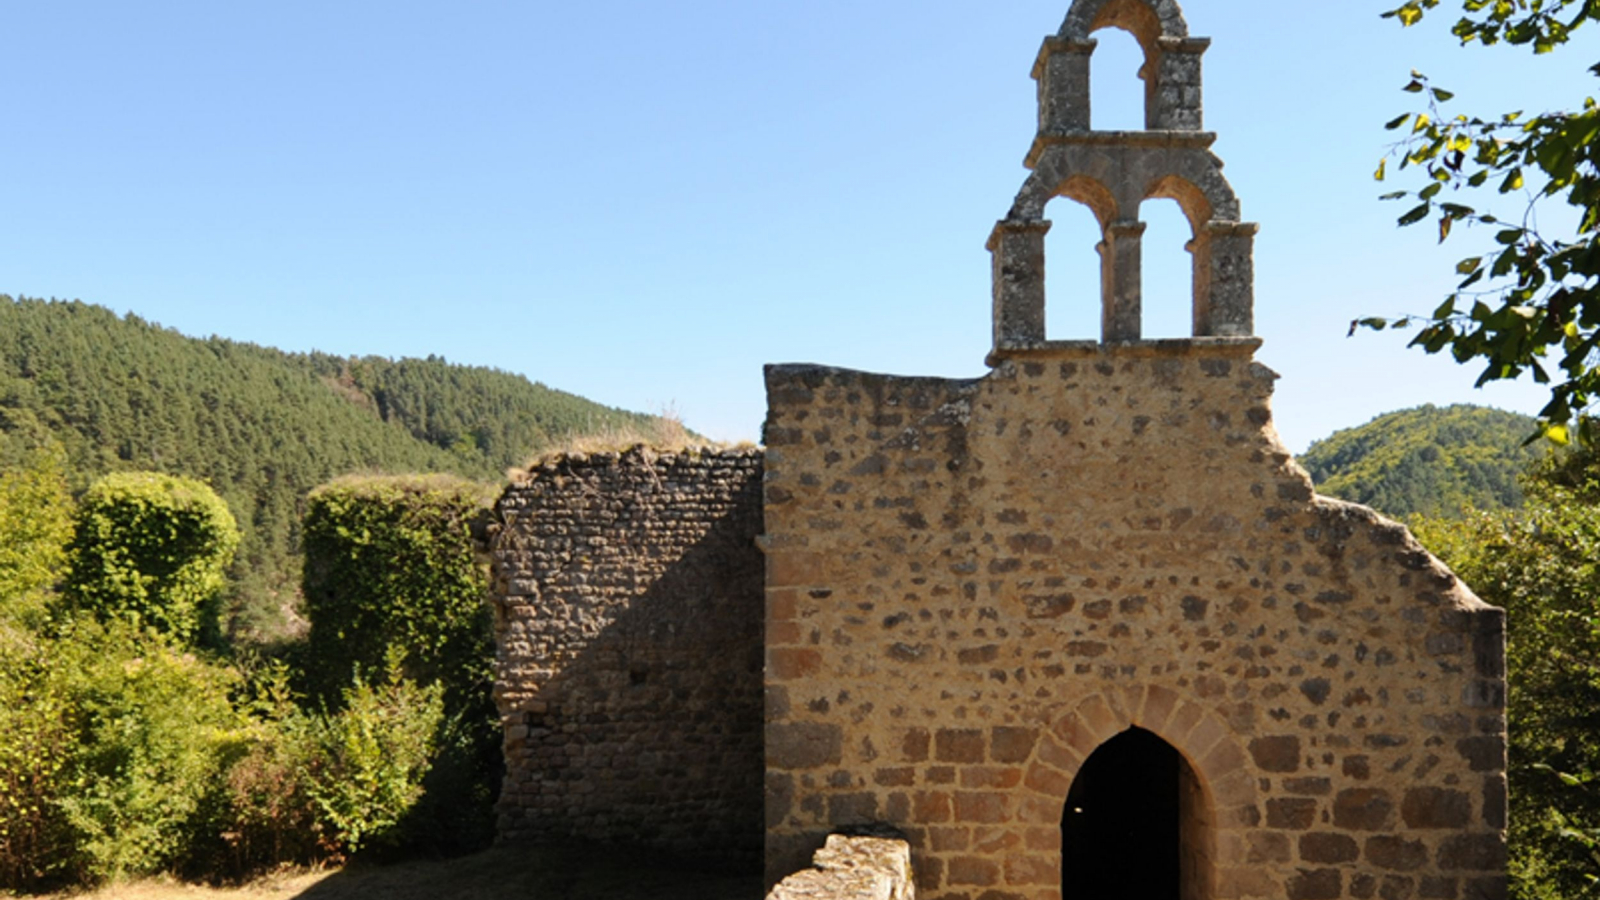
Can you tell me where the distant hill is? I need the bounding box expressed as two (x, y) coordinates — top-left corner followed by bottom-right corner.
(1298, 404), (1547, 520)
(0, 296), (662, 639)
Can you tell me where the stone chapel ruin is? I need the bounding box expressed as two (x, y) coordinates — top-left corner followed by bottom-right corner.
(489, 3), (1509, 899)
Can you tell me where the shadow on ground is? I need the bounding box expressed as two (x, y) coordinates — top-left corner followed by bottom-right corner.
(289, 842), (761, 900)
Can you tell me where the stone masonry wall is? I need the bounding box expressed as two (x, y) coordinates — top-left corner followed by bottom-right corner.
(490, 446), (765, 861)
(762, 347), (1507, 900)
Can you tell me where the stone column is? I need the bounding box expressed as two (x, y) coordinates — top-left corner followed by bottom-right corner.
(1149, 37), (1209, 131)
(988, 219), (1052, 348)
(1099, 219), (1145, 343)
(1035, 37), (1096, 133)
(1193, 220), (1257, 337)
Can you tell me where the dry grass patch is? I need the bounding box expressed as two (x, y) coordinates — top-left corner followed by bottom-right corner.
(515, 412), (754, 479)
(20, 843), (759, 900)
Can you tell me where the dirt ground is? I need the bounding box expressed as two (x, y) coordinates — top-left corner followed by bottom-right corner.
(25, 843), (761, 900)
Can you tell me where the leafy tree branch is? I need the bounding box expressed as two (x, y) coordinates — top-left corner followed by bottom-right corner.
(1358, 0), (1600, 443)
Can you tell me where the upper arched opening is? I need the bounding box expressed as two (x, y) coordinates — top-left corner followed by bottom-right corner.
(1061, 0), (1189, 52)
(1145, 173), (1215, 233)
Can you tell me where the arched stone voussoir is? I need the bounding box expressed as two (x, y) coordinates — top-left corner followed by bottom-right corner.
(1143, 158), (1239, 230)
(1041, 689), (1260, 810)
(1012, 149), (1126, 222)
(1061, 0), (1188, 48)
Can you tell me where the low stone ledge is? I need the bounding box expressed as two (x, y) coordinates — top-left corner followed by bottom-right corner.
(766, 835), (914, 900)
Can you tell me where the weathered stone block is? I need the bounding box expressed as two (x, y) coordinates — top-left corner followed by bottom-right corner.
(1287, 867), (1342, 900)
(1366, 835), (1429, 871)
(769, 722), (844, 769)
(1438, 834), (1506, 871)
(1249, 735), (1302, 772)
(947, 855), (1002, 887)
(1298, 832), (1358, 864)
(1266, 797), (1319, 830)
(937, 728), (987, 763)
(1456, 736), (1504, 772)
(914, 790), (953, 823)
(1334, 788), (1396, 831)
(1247, 831), (1292, 862)
(954, 791), (1012, 824)
(1402, 787), (1472, 829)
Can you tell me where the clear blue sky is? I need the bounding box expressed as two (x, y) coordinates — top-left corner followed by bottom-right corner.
(2, 2), (1588, 452)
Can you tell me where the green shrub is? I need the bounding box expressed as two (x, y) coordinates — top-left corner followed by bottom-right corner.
(0, 623), (77, 891)
(0, 441), (74, 626)
(47, 620), (244, 884)
(299, 660), (444, 855)
(187, 655), (445, 878)
(300, 475), (492, 711)
(299, 475), (498, 857)
(64, 472), (240, 644)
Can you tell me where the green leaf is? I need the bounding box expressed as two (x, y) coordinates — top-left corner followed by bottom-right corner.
(1400, 203), (1432, 226)
(1385, 113), (1411, 130)
(1456, 257), (1483, 275)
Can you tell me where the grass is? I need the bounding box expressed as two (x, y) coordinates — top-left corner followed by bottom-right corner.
(22, 843), (760, 900)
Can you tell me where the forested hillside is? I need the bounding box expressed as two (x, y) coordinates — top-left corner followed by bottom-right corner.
(1298, 404), (1547, 519)
(0, 296), (659, 639)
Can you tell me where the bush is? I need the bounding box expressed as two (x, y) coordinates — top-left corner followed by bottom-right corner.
(0, 441), (74, 627)
(299, 661), (444, 855)
(46, 620), (243, 884)
(299, 475), (499, 857)
(188, 655), (445, 880)
(0, 623), (77, 891)
(300, 475), (492, 710)
(64, 472), (240, 644)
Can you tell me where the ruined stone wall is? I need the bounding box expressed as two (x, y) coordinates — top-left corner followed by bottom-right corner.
(761, 347), (1507, 900)
(490, 446), (765, 860)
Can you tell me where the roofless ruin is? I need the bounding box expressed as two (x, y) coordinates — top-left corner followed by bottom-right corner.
(489, 4), (1510, 899)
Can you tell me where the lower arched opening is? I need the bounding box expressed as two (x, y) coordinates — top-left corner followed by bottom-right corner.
(1062, 725), (1211, 900)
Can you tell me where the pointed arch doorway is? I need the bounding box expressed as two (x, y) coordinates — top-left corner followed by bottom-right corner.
(1062, 726), (1211, 900)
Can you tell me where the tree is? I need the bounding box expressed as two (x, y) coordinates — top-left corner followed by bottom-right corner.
(1362, 1), (1600, 443)
(64, 472), (240, 644)
(1415, 451), (1600, 900)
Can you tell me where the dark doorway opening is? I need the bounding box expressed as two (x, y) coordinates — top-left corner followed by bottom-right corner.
(1062, 726), (1184, 900)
